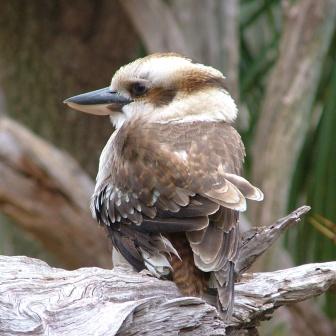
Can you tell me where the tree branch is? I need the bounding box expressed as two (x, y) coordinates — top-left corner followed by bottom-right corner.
(1, 206), (329, 335)
(0, 255), (334, 336)
(232, 262), (336, 329)
(236, 205), (310, 274)
(0, 117), (111, 268)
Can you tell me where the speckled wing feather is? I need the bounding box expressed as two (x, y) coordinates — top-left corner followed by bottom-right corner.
(92, 118), (263, 312)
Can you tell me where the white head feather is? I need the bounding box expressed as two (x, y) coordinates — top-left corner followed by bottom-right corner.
(109, 54), (238, 128)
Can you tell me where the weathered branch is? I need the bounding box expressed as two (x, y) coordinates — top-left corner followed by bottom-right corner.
(0, 255), (334, 336)
(233, 262), (336, 329)
(0, 112), (326, 335)
(0, 116), (111, 268)
(0, 206), (326, 336)
(236, 205), (310, 274)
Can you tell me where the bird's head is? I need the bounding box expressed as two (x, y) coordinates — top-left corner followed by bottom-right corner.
(64, 53), (237, 128)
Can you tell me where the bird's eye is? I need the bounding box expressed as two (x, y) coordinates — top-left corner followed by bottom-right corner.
(130, 82), (148, 97)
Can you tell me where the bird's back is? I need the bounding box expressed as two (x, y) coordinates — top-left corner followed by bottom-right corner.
(92, 118), (262, 315)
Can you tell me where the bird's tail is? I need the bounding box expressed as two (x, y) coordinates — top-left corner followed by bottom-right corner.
(214, 261), (236, 320)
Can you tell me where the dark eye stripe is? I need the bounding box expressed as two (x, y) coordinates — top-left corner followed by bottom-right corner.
(146, 87), (177, 107)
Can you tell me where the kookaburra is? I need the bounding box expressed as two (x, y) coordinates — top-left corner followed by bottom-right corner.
(64, 53), (263, 316)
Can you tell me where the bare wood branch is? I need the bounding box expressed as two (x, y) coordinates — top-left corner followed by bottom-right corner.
(232, 262), (336, 329)
(0, 117), (111, 268)
(0, 254), (335, 336)
(236, 205), (311, 274)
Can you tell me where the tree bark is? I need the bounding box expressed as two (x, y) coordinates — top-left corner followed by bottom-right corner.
(236, 205), (310, 274)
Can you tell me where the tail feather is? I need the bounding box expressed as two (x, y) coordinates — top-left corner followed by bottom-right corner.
(215, 261), (235, 320)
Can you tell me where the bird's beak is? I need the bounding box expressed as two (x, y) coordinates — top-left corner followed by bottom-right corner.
(63, 87), (133, 115)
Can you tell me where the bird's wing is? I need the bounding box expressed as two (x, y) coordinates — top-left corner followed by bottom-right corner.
(93, 119), (262, 281)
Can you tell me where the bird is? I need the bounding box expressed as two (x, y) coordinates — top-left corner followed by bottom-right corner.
(64, 53), (263, 317)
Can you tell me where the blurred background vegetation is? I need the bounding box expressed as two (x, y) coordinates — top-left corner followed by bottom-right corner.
(0, 1), (335, 335)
